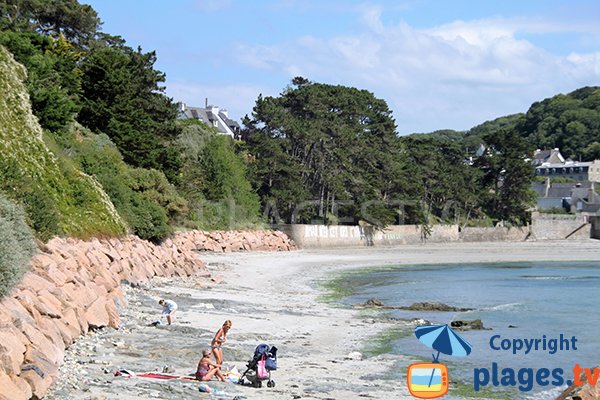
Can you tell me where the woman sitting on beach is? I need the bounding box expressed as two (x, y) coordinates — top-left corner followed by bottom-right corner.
(212, 320), (232, 365)
(196, 349), (227, 382)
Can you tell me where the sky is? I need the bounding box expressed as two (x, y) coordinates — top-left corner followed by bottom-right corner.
(84, 0), (600, 135)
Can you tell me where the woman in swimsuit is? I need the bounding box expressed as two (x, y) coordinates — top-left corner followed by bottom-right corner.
(211, 320), (232, 365)
(195, 349), (226, 382)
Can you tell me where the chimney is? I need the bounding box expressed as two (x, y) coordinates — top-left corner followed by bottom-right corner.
(205, 97), (208, 108)
(178, 102), (186, 112)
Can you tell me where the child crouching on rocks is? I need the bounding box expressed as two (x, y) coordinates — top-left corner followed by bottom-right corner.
(158, 299), (177, 325)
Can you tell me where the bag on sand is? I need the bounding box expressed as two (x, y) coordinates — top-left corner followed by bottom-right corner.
(226, 366), (241, 383)
(257, 356), (269, 379)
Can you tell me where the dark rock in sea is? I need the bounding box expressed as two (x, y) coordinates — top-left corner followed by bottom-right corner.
(508, 325), (518, 328)
(364, 298), (385, 307)
(400, 302), (474, 312)
(450, 319), (489, 331)
(357, 299), (474, 312)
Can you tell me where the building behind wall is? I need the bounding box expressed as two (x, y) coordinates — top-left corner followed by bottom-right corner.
(533, 148), (600, 182)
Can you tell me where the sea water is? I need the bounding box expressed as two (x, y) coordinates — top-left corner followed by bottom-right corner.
(336, 261), (600, 398)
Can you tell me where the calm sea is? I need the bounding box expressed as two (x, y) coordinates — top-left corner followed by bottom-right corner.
(336, 261), (600, 398)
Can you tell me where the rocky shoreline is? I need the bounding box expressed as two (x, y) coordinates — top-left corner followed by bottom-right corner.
(0, 230), (296, 400)
(44, 255), (411, 400)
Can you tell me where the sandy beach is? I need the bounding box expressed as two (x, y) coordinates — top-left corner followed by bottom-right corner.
(45, 240), (600, 400)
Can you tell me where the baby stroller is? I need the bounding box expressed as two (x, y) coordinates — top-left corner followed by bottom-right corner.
(239, 344), (277, 388)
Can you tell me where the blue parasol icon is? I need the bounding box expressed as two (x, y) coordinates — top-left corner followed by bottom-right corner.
(415, 324), (472, 387)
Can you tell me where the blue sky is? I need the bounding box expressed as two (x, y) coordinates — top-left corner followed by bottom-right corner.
(84, 0), (600, 135)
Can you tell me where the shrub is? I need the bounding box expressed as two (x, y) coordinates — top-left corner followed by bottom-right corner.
(129, 191), (172, 243)
(0, 194), (36, 298)
(62, 126), (185, 242)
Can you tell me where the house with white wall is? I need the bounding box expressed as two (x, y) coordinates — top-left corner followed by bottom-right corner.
(178, 102), (240, 138)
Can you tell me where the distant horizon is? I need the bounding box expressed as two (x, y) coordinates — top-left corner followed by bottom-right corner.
(84, 0), (600, 135)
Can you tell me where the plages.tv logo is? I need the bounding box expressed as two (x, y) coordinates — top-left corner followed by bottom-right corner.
(407, 324), (472, 399)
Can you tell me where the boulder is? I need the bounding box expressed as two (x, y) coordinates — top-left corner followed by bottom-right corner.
(10, 375), (32, 400)
(105, 298), (120, 329)
(0, 331), (26, 375)
(18, 273), (54, 294)
(50, 318), (77, 346)
(450, 319), (488, 331)
(556, 366), (600, 400)
(56, 257), (80, 274)
(2, 297), (35, 326)
(85, 297), (110, 329)
(30, 262), (67, 287)
(363, 298), (385, 307)
(35, 291), (63, 319)
(61, 307), (84, 338)
(0, 307), (13, 328)
(37, 317), (66, 350)
(21, 322), (63, 365)
(20, 358), (57, 400)
(0, 370), (28, 400)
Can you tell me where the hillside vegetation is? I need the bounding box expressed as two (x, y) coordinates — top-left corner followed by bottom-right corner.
(0, 45), (126, 240)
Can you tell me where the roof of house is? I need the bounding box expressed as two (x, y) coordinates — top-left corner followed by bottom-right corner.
(532, 182), (593, 199)
(533, 148), (565, 165)
(535, 160), (593, 169)
(178, 104), (240, 136)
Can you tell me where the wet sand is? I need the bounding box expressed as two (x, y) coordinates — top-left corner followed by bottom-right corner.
(45, 240), (600, 400)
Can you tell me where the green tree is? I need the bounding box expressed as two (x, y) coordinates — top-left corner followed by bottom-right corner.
(0, 31), (81, 131)
(400, 135), (483, 226)
(474, 129), (536, 225)
(78, 43), (182, 182)
(0, 0), (101, 49)
(520, 87), (600, 159)
(243, 78), (405, 226)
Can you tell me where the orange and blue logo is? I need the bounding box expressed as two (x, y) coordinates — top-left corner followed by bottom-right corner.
(407, 362), (449, 398)
(407, 324), (472, 399)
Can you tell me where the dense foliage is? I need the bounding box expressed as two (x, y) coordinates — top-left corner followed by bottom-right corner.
(0, 194), (37, 297)
(0, 0), (101, 49)
(468, 87), (600, 162)
(400, 134), (484, 226)
(0, 31), (81, 131)
(58, 125), (188, 242)
(243, 78), (407, 226)
(0, 45), (127, 241)
(176, 119), (261, 230)
(78, 41), (183, 182)
(519, 87), (600, 160)
(473, 130), (536, 225)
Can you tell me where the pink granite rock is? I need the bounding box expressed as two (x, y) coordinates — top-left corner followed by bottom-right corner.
(0, 370), (28, 400)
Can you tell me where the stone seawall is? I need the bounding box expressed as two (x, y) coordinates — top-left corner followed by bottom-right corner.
(531, 214), (591, 240)
(0, 230), (296, 400)
(460, 226), (530, 242)
(277, 215), (595, 248)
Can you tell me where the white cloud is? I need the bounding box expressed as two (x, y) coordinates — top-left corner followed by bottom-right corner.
(229, 9), (600, 134)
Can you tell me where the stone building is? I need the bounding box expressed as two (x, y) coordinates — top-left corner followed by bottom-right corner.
(533, 148), (600, 182)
